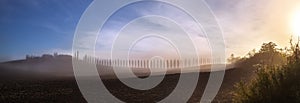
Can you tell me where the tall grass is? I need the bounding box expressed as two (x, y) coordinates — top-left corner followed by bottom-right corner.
(233, 63), (300, 103)
(233, 40), (300, 103)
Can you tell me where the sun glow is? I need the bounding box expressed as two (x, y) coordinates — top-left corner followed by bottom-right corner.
(291, 7), (300, 36)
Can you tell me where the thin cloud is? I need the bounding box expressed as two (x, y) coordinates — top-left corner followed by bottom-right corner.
(94, 1), (209, 58)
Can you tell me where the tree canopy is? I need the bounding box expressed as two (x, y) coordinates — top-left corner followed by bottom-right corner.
(259, 42), (277, 53)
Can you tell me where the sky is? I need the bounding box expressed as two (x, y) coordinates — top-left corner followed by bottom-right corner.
(1, 0), (300, 62)
(94, 1), (211, 59)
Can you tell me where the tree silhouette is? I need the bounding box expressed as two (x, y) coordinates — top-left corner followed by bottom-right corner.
(259, 42), (277, 53)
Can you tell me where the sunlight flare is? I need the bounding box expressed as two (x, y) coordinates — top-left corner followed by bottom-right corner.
(291, 7), (300, 36)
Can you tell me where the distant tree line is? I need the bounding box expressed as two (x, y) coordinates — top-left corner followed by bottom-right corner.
(77, 56), (224, 68)
(26, 52), (70, 60)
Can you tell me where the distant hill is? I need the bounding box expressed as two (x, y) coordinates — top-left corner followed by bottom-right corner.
(0, 54), (74, 79)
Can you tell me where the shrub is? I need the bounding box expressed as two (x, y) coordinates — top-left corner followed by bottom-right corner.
(233, 39), (300, 103)
(233, 62), (300, 103)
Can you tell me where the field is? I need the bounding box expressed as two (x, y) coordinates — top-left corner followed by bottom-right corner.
(0, 66), (254, 103)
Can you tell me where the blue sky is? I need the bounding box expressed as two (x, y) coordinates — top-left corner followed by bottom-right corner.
(0, 0), (93, 61)
(1, 0), (299, 62)
(1, 0), (209, 61)
(94, 1), (210, 59)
